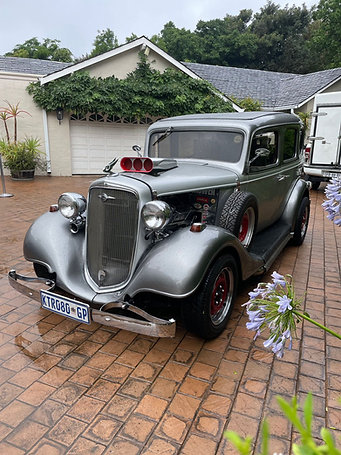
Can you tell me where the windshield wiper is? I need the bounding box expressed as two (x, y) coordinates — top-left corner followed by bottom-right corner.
(152, 127), (173, 146)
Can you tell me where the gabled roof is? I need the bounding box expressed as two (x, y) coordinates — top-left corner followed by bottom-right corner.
(0, 55), (70, 76)
(39, 36), (202, 85)
(183, 62), (341, 110)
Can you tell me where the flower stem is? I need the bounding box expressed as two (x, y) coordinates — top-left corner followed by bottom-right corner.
(293, 310), (341, 340)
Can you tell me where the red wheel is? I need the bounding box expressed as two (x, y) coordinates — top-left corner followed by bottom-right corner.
(182, 255), (238, 339)
(210, 267), (233, 326)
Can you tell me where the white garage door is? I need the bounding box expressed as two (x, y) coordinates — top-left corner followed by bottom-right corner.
(70, 121), (149, 174)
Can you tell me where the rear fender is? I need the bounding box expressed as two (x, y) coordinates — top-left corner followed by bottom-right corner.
(281, 178), (310, 230)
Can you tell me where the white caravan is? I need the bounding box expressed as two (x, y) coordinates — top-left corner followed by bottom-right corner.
(304, 92), (341, 190)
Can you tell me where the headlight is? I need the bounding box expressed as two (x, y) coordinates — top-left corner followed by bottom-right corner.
(142, 201), (171, 230)
(58, 193), (86, 219)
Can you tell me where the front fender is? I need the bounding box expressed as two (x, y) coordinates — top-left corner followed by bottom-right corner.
(24, 211), (96, 302)
(122, 225), (262, 299)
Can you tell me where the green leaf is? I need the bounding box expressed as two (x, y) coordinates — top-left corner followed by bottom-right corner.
(260, 420), (269, 455)
(224, 431), (253, 455)
(303, 393), (313, 438)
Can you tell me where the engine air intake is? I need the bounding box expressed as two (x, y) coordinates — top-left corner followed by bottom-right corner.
(121, 157), (153, 173)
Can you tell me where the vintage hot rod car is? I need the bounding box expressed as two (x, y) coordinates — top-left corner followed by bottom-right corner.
(9, 112), (310, 339)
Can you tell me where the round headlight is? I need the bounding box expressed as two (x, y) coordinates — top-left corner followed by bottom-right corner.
(142, 201), (172, 230)
(58, 193), (86, 219)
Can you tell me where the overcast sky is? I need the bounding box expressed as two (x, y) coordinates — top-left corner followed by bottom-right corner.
(1, 0), (317, 59)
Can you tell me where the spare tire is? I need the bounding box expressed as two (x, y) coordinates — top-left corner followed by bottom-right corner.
(218, 191), (257, 248)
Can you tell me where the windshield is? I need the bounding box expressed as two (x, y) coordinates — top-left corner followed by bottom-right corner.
(149, 130), (244, 163)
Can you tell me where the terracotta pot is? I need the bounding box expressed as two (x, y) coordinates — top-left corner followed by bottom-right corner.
(10, 169), (35, 180)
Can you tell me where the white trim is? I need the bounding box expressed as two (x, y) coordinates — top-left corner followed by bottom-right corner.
(0, 72), (40, 81)
(42, 110), (51, 173)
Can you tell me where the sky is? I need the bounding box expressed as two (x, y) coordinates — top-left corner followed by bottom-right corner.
(1, 0), (317, 59)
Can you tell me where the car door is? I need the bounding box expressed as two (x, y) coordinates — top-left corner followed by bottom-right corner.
(244, 129), (286, 232)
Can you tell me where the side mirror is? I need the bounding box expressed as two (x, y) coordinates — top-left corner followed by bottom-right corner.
(132, 145), (142, 157)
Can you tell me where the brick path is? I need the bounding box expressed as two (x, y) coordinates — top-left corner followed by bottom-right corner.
(0, 176), (340, 454)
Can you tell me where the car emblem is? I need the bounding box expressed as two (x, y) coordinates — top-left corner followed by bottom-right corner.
(98, 193), (116, 202)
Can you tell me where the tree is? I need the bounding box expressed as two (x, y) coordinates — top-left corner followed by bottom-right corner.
(151, 22), (201, 62)
(89, 28), (119, 58)
(195, 11), (258, 67)
(125, 33), (138, 43)
(5, 38), (73, 62)
(250, 2), (314, 73)
(310, 0), (341, 68)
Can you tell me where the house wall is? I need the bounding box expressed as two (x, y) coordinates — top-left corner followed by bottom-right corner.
(85, 47), (176, 79)
(47, 111), (72, 176)
(324, 79), (341, 93)
(0, 73), (48, 175)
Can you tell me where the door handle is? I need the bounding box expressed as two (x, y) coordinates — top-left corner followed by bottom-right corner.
(277, 174), (289, 181)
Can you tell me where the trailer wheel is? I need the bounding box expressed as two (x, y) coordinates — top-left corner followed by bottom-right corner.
(218, 192), (257, 248)
(182, 254), (238, 339)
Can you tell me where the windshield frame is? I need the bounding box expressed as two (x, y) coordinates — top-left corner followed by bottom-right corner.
(148, 127), (246, 165)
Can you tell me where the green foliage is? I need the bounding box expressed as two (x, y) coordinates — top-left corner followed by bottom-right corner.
(232, 96), (262, 111)
(27, 56), (233, 117)
(89, 28), (119, 58)
(225, 394), (341, 455)
(125, 33), (139, 43)
(150, 1), (337, 73)
(5, 37), (73, 62)
(297, 112), (311, 133)
(0, 138), (45, 171)
(310, 0), (341, 68)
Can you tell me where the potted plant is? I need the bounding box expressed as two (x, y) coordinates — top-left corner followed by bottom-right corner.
(0, 137), (45, 180)
(0, 101), (45, 179)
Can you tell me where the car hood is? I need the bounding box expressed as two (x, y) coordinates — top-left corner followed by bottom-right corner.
(118, 161), (239, 196)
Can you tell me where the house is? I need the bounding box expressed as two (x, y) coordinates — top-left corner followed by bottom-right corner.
(1, 36), (341, 176)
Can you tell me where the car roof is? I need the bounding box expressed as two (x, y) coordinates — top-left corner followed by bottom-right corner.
(151, 112), (301, 131)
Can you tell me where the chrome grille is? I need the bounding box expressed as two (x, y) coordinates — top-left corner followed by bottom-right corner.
(87, 187), (139, 288)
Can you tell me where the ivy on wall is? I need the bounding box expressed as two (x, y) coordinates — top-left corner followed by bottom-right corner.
(27, 57), (233, 118)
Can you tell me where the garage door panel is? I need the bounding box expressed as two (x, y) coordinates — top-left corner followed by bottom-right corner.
(70, 121), (148, 174)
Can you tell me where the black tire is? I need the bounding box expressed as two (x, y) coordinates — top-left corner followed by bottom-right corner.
(182, 254), (238, 339)
(218, 192), (257, 248)
(291, 196), (310, 246)
(311, 181), (320, 190)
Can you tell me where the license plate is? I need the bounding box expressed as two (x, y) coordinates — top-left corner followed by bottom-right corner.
(322, 171), (341, 178)
(40, 290), (90, 324)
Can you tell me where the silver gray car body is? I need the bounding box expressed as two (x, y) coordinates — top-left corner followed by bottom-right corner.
(8, 112), (310, 338)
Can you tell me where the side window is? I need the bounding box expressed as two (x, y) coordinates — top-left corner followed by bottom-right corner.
(283, 128), (297, 161)
(249, 131), (278, 169)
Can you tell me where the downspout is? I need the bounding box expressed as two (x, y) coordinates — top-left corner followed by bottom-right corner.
(42, 109), (51, 174)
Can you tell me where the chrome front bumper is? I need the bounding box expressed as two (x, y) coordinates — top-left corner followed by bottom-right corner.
(8, 270), (176, 338)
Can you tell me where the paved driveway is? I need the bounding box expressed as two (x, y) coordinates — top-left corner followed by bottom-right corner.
(0, 176), (340, 454)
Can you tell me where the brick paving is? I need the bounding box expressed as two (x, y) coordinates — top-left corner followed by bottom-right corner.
(0, 176), (340, 454)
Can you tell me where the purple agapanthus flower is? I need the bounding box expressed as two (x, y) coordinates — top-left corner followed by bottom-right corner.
(271, 271), (286, 287)
(323, 177), (341, 225)
(276, 295), (293, 313)
(244, 272), (297, 358)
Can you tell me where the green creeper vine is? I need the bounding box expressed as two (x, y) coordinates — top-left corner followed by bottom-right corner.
(27, 56), (233, 118)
